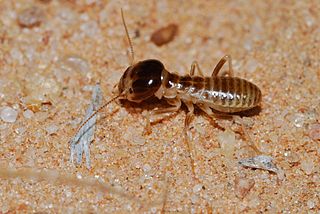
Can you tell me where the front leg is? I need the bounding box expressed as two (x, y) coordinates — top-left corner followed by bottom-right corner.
(144, 98), (181, 135)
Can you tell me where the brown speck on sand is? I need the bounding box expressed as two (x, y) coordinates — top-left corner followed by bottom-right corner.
(234, 176), (255, 199)
(150, 23), (178, 46)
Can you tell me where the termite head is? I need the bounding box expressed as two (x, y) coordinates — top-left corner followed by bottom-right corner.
(118, 59), (164, 102)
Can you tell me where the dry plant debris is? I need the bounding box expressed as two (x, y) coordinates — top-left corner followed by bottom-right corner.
(70, 84), (102, 169)
(238, 155), (278, 173)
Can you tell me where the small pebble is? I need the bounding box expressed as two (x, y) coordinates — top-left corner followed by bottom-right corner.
(64, 55), (90, 74)
(80, 21), (100, 38)
(132, 135), (145, 146)
(300, 158), (314, 175)
(15, 127), (26, 135)
(17, 6), (44, 28)
(293, 113), (305, 128)
(217, 129), (237, 158)
(24, 75), (61, 105)
(10, 47), (24, 64)
(248, 194), (260, 208)
(143, 164), (151, 172)
(309, 123), (320, 140)
(191, 195), (199, 204)
(307, 199), (315, 209)
(150, 23), (178, 46)
(276, 169), (285, 181)
(284, 151), (300, 164)
(76, 173), (82, 179)
(0, 106), (18, 123)
(23, 109), (34, 119)
(55, 55), (90, 81)
(234, 176), (255, 199)
(193, 184), (203, 193)
(64, 189), (72, 198)
(45, 124), (59, 135)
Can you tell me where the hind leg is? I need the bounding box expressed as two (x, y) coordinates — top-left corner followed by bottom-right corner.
(197, 104), (228, 128)
(233, 116), (262, 154)
(198, 104), (261, 154)
(183, 101), (198, 178)
(212, 55), (233, 77)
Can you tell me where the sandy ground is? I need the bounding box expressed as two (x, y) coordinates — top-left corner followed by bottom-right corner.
(0, 0), (320, 213)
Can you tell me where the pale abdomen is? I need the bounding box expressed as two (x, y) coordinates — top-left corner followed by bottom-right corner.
(167, 74), (262, 113)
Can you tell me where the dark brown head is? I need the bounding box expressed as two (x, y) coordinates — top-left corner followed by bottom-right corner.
(118, 59), (164, 102)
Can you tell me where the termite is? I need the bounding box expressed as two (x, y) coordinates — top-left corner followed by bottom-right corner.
(71, 9), (262, 175)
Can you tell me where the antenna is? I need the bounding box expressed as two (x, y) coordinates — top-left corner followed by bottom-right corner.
(121, 8), (135, 65)
(70, 9), (133, 144)
(70, 93), (124, 144)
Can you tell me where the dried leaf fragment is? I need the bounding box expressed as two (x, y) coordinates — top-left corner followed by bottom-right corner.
(70, 84), (102, 169)
(150, 23), (178, 46)
(238, 155), (278, 173)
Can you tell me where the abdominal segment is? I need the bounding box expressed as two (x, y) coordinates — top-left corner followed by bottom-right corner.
(169, 74), (261, 113)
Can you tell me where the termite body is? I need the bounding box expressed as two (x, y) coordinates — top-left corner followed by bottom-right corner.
(116, 57), (261, 176)
(118, 58), (262, 115)
(72, 9), (262, 177)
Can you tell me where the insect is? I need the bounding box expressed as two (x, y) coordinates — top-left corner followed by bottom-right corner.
(71, 9), (262, 176)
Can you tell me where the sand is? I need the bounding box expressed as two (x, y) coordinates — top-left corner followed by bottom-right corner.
(0, 0), (319, 213)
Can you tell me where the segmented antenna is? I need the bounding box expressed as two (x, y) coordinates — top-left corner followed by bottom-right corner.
(70, 9), (133, 144)
(121, 8), (135, 65)
(70, 93), (123, 144)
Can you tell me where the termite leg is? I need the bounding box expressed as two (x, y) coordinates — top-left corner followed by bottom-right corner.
(190, 61), (204, 76)
(112, 83), (118, 94)
(212, 55), (233, 77)
(183, 101), (197, 178)
(234, 116), (262, 155)
(144, 98), (181, 135)
(199, 104), (262, 154)
(144, 111), (152, 135)
(197, 104), (226, 127)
